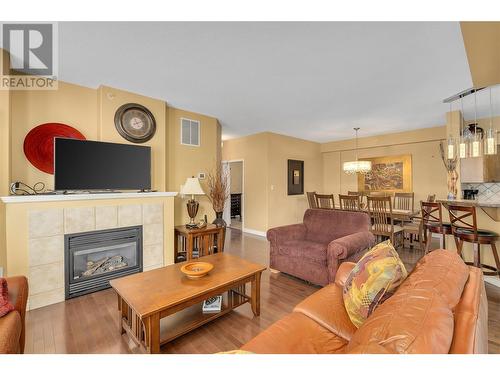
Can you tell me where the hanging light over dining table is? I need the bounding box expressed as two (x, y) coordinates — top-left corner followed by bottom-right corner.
(343, 127), (372, 175)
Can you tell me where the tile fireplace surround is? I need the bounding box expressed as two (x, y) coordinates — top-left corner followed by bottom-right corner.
(0, 192), (176, 310)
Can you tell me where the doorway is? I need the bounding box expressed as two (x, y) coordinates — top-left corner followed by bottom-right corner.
(222, 160), (244, 231)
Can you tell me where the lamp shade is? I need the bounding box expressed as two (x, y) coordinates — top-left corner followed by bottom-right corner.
(180, 177), (205, 196)
(342, 160), (372, 175)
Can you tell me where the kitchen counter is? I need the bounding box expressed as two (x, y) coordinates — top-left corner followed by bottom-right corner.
(437, 198), (500, 208)
(437, 198), (500, 221)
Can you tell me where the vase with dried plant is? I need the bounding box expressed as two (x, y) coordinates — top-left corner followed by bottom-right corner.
(439, 141), (459, 199)
(207, 164), (230, 227)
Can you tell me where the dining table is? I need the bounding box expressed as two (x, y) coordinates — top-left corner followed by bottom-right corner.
(333, 204), (420, 222)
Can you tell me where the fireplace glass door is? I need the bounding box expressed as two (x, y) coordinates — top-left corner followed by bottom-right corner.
(65, 226), (143, 299)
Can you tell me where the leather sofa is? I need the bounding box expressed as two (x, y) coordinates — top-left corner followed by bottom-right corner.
(0, 276), (29, 354)
(267, 209), (375, 285)
(242, 250), (488, 354)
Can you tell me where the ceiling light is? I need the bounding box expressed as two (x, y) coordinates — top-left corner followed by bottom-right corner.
(343, 127), (372, 175)
(484, 87), (497, 155)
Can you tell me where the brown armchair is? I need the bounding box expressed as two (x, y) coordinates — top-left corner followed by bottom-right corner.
(0, 276), (28, 354)
(267, 209), (375, 285)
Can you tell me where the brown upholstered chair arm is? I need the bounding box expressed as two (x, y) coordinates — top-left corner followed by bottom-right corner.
(326, 231), (374, 283)
(6, 276), (28, 353)
(266, 224), (307, 246)
(327, 231), (375, 260)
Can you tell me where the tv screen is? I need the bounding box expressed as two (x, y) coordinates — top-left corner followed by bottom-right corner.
(54, 138), (151, 191)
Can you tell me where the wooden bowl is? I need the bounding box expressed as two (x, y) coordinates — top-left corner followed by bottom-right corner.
(180, 261), (214, 279)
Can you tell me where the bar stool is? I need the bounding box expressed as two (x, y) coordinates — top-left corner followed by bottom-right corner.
(447, 204), (500, 277)
(421, 201), (453, 254)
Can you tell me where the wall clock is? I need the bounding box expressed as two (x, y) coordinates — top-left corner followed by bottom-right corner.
(114, 103), (156, 143)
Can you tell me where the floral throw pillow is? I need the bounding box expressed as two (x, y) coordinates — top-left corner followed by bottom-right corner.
(342, 240), (408, 327)
(0, 278), (14, 318)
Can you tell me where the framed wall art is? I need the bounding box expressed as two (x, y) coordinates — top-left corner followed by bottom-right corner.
(357, 154), (412, 193)
(287, 159), (304, 195)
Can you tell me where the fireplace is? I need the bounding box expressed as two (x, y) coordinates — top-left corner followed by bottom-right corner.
(65, 226), (143, 299)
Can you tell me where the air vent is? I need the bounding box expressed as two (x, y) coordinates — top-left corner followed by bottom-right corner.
(181, 118), (200, 146)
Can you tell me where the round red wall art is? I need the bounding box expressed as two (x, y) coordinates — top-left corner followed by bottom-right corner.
(23, 123), (86, 174)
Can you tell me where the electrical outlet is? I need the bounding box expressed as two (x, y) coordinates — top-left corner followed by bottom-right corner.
(198, 172), (206, 180)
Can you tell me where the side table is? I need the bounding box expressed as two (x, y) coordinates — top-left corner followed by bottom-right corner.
(174, 224), (225, 263)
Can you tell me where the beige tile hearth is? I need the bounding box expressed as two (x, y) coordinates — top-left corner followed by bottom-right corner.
(64, 207), (96, 234)
(95, 206), (118, 230)
(143, 223), (163, 246)
(29, 235), (64, 267)
(29, 262), (64, 295)
(143, 203), (163, 225)
(143, 243), (164, 268)
(29, 288), (65, 311)
(118, 204), (142, 227)
(29, 209), (63, 238)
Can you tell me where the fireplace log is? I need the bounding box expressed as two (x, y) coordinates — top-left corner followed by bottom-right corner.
(82, 255), (129, 277)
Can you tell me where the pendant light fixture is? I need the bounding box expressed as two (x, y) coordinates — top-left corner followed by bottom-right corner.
(459, 95), (469, 158)
(484, 86), (497, 155)
(446, 102), (456, 160)
(343, 127), (372, 175)
(471, 89), (483, 158)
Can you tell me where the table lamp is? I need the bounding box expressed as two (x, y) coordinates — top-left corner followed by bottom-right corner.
(180, 177), (205, 228)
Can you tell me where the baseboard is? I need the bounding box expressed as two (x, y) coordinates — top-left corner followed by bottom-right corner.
(485, 276), (500, 288)
(242, 228), (267, 237)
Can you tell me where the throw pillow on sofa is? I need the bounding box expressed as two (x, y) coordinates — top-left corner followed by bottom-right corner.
(0, 277), (14, 317)
(342, 240), (407, 327)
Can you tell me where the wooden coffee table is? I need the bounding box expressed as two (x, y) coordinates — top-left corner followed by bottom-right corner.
(110, 253), (266, 354)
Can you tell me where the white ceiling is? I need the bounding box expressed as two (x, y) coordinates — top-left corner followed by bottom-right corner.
(56, 22), (475, 142)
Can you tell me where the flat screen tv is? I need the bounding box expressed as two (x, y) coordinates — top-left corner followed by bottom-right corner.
(54, 138), (151, 191)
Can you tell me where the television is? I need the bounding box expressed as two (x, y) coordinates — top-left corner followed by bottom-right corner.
(54, 138), (151, 191)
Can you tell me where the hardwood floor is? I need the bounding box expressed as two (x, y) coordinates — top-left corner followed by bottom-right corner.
(24, 229), (500, 354)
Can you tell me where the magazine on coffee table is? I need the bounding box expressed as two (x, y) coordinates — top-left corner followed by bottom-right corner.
(202, 295), (222, 313)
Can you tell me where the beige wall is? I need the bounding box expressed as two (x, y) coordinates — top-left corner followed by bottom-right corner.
(0, 49), (10, 197)
(461, 22), (500, 87)
(229, 161), (243, 194)
(10, 81), (99, 190)
(322, 126), (448, 205)
(98, 86), (166, 191)
(166, 107), (221, 226)
(267, 133), (323, 228)
(222, 133), (269, 232)
(222, 132), (323, 232)
(4, 77), (221, 226)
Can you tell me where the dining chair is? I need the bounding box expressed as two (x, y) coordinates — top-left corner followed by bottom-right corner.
(315, 194), (335, 209)
(368, 191), (390, 197)
(421, 201), (452, 254)
(339, 194), (360, 211)
(393, 192), (415, 212)
(366, 196), (403, 250)
(306, 191), (318, 209)
(348, 191), (365, 209)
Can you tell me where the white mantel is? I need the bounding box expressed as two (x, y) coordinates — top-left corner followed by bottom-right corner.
(1, 191), (177, 204)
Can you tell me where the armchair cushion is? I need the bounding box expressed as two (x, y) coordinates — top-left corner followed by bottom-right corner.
(294, 282), (357, 341)
(277, 240), (326, 265)
(0, 311), (21, 354)
(0, 278), (14, 318)
(267, 223), (306, 246)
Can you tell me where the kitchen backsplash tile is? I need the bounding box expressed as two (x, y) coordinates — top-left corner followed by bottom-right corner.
(462, 183), (500, 201)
